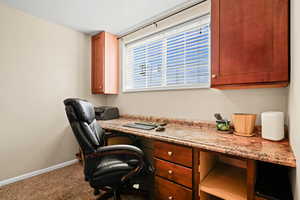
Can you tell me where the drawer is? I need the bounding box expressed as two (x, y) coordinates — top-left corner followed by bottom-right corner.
(154, 158), (192, 188)
(153, 140), (193, 167)
(155, 176), (192, 200)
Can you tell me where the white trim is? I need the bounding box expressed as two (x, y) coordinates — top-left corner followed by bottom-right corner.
(121, 39), (127, 93)
(0, 159), (78, 187)
(117, 0), (207, 37)
(124, 13), (210, 45)
(123, 84), (210, 93)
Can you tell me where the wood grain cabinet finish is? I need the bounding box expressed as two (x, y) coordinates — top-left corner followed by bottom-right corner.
(91, 32), (119, 94)
(155, 176), (192, 200)
(154, 158), (193, 188)
(153, 141), (197, 199)
(153, 140), (193, 167)
(211, 0), (289, 89)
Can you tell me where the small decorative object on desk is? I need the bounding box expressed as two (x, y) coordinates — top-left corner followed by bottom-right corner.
(261, 111), (285, 141)
(214, 113), (232, 134)
(232, 113), (257, 137)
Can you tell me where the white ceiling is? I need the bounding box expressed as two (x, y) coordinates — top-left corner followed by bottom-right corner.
(0, 0), (191, 35)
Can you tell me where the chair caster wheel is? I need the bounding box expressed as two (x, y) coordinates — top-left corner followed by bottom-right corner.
(94, 189), (100, 195)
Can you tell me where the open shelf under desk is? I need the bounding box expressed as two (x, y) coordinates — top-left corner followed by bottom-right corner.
(200, 163), (247, 200)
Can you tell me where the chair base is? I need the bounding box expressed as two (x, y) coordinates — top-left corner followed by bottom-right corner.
(96, 188), (150, 200)
(97, 190), (120, 200)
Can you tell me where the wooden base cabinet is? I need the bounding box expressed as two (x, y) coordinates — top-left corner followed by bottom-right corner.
(155, 176), (192, 200)
(91, 32), (119, 94)
(211, 0), (289, 89)
(199, 151), (256, 200)
(152, 141), (261, 200)
(153, 140), (197, 200)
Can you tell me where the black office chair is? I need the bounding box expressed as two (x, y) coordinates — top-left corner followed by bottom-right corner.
(64, 98), (152, 200)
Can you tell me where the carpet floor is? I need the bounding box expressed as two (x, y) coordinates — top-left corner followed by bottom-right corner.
(0, 163), (145, 200)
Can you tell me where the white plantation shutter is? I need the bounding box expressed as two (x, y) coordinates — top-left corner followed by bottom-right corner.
(124, 15), (210, 92)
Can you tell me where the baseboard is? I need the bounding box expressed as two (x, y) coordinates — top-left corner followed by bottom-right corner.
(0, 159), (78, 187)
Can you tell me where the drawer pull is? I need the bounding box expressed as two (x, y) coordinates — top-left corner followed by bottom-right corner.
(167, 151), (173, 156)
(168, 170), (173, 174)
(168, 196), (173, 200)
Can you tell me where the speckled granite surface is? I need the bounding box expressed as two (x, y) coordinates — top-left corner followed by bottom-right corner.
(98, 116), (296, 167)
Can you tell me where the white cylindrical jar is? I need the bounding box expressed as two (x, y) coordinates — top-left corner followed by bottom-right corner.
(261, 112), (285, 141)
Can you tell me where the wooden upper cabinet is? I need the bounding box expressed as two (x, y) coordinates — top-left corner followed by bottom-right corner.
(92, 32), (119, 94)
(211, 0), (289, 89)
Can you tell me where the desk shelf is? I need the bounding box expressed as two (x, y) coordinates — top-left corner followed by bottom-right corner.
(200, 163), (247, 200)
(199, 151), (256, 200)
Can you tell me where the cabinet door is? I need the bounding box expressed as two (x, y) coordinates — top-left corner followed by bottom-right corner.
(104, 32), (119, 94)
(211, 0), (289, 87)
(92, 33), (104, 94)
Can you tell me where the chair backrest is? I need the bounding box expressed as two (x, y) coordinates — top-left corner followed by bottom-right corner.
(64, 98), (105, 154)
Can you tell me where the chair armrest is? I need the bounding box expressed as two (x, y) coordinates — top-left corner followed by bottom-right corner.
(103, 131), (137, 145)
(104, 131), (127, 138)
(86, 145), (144, 159)
(85, 145), (145, 182)
(84, 145), (154, 183)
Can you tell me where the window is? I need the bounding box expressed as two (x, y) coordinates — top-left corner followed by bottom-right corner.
(123, 15), (210, 92)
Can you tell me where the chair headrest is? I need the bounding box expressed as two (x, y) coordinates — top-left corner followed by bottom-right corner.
(64, 98), (95, 124)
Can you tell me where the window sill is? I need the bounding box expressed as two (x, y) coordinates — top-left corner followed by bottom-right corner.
(122, 84), (210, 93)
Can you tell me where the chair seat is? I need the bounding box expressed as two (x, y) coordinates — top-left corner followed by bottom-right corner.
(90, 156), (139, 188)
(93, 156), (139, 177)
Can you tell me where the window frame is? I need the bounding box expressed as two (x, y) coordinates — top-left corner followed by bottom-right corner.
(122, 15), (211, 93)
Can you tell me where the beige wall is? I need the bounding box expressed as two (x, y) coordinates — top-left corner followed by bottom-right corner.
(107, 88), (288, 122)
(0, 3), (105, 181)
(289, 0), (300, 198)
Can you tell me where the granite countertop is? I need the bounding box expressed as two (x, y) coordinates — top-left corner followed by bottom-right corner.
(98, 117), (296, 167)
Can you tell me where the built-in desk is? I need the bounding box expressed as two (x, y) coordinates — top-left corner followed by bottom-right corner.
(98, 117), (296, 200)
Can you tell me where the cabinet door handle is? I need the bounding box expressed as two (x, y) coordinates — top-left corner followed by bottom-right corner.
(168, 170), (173, 174)
(167, 151), (173, 156)
(168, 196), (173, 200)
(212, 74), (217, 79)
